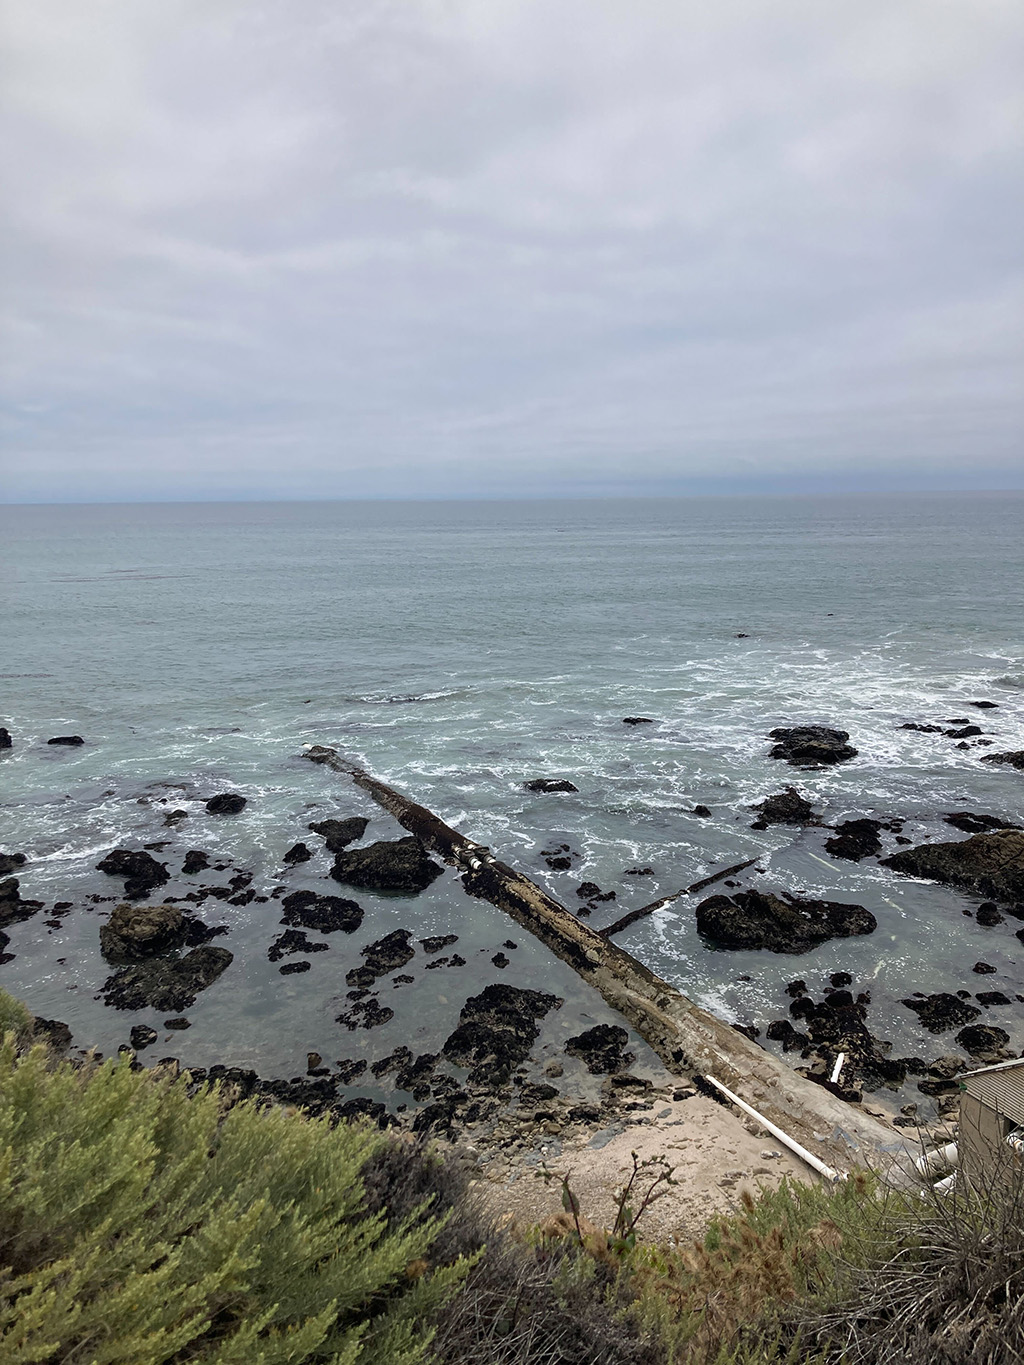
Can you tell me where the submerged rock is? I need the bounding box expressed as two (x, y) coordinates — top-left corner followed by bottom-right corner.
(752, 788), (817, 826)
(901, 992), (981, 1033)
(331, 837), (443, 894)
(205, 793), (246, 814)
(96, 848), (169, 900)
(524, 778), (579, 793)
(420, 934), (459, 954)
(442, 983), (563, 1087)
(882, 828), (1024, 906)
(267, 928), (329, 962)
(768, 726), (858, 766)
(181, 850), (210, 875)
(943, 812), (1019, 835)
(564, 1023), (635, 1075)
(308, 817), (370, 852)
(101, 945), (233, 1011)
(696, 888), (876, 953)
(825, 819), (884, 862)
(360, 929), (415, 979)
(982, 750), (1024, 771)
(280, 890), (363, 934)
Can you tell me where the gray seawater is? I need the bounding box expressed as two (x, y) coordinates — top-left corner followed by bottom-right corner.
(2, 495), (1023, 1104)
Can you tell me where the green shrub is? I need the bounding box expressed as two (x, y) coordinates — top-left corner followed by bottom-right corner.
(0, 1032), (471, 1364)
(0, 988), (33, 1043)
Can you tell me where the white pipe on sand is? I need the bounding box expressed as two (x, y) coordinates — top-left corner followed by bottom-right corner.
(705, 1075), (844, 1183)
(914, 1142), (959, 1180)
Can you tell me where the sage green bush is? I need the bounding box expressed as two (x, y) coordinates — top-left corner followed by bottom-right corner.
(0, 1020), (470, 1364)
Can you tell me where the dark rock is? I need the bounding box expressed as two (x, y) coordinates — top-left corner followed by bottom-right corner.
(101, 945), (233, 1011)
(335, 1058), (367, 1085)
(945, 725), (982, 739)
(331, 837), (443, 894)
(307, 1052), (323, 1072)
(450, 954), (466, 967)
(982, 750), (1024, 771)
(545, 856), (572, 870)
(625, 866), (655, 875)
(267, 928), (328, 962)
(181, 850), (209, 875)
(280, 889), (363, 934)
(96, 848), (169, 899)
(442, 983), (563, 1087)
(360, 929), (415, 979)
(491, 952), (509, 969)
(766, 1020), (808, 1051)
(970, 701), (999, 709)
(0, 877), (44, 929)
(99, 903), (189, 961)
(825, 819), (883, 862)
(346, 967), (377, 989)
(768, 726), (858, 766)
(130, 1024), (158, 1049)
(622, 717), (653, 725)
(205, 793), (246, 814)
(371, 1046), (413, 1078)
(902, 992), (981, 1033)
(0, 727), (11, 749)
(32, 1017), (72, 1051)
(956, 1024), (1011, 1060)
(163, 809), (188, 826)
(282, 842), (313, 865)
(0, 852), (27, 877)
(576, 881), (615, 902)
(830, 971), (853, 988)
(503, 940), (518, 950)
(336, 996), (394, 1031)
(976, 991), (1012, 1007)
(692, 805), (712, 818)
(391, 974), (414, 987)
(47, 735), (84, 746)
(753, 788), (816, 826)
(164, 1017), (190, 1030)
(901, 723), (944, 733)
(973, 962), (996, 974)
(564, 1023), (635, 1074)
(524, 778), (579, 793)
(308, 817), (370, 852)
(420, 934), (459, 953)
(882, 829), (1024, 905)
(944, 812), (1019, 835)
(280, 961), (311, 975)
(977, 904), (1004, 926)
(696, 888), (876, 953)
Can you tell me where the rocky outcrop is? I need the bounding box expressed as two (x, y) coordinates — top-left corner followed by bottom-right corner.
(564, 1023), (635, 1074)
(981, 750), (1024, 771)
(101, 945), (233, 1011)
(205, 793), (246, 814)
(181, 850), (210, 875)
(129, 1024), (157, 1050)
(96, 848), (169, 899)
(955, 1023), (1012, 1062)
(622, 717), (653, 726)
(0, 852), (26, 877)
(825, 819), (885, 862)
(307, 817), (370, 852)
(280, 890), (363, 934)
(46, 735), (84, 746)
(696, 888), (876, 953)
(267, 928), (328, 963)
(783, 984), (909, 1094)
(100, 903), (188, 961)
(420, 933), (458, 953)
(524, 778), (579, 793)
(359, 929), (415, 980)
(901, 993), (981, 1033)
(944, 812), (1019, 834)
(0, 877), (44, 929)
(882, 828), (1024, 906)
(768, 726), (857, 766)
(330, 837), (443, 894)
(442, 984), (562, 1086)
(752, 788), (817, 826)
(282, 842), (313, 865)
(0, 727), (11, 749)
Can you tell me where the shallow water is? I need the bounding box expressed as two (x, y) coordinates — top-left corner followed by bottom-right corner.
(2, 494), (1022, 1100)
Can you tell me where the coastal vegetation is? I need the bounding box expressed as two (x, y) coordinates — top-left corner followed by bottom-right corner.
(2, 988), (1021, 1365)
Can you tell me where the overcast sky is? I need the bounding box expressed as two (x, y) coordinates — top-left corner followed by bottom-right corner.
(1, 1), (1022, 502)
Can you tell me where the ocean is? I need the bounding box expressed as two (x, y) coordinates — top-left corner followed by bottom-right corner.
(2, 494), (1023, 1102)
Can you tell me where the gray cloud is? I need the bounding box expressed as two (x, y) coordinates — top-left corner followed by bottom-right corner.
(2, 0), (1022, 501)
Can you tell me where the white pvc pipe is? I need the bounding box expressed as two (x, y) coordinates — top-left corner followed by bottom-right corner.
(914, 1142), (958, 1179)
(705, 1074), (844, 1183)
(830, 1053), (846, 1084)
